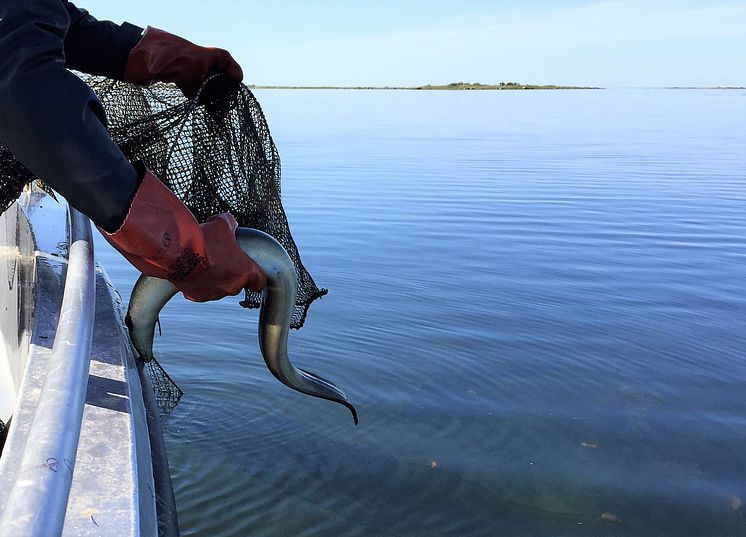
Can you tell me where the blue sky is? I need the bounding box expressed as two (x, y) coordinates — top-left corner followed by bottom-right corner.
(82, 1), (746, 87)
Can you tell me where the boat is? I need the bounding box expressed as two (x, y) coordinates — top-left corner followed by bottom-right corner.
(0, 186), (178, 536)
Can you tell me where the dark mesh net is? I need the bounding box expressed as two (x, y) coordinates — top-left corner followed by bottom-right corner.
(0, 417), (8, 454)
(0, 73), (327, 328)
(0, 146), (36, 215)
(145, 357), (183, 416)
(90, 73), (327, 327)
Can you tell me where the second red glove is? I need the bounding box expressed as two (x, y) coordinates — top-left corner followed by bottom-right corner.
(101, 169), (266, 302)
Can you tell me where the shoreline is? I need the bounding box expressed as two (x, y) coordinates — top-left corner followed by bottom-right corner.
(248, 84), (600, 91)
(248, 85), (745, 91)
(666, 86), (745, 90)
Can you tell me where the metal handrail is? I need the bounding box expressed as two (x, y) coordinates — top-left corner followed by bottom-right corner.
(0, 207), (95, 536)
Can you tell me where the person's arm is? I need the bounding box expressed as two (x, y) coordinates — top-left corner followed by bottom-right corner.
(63, 2), (144, 79)
(0, 0), (264, 301)
(0, 0), (140, 231)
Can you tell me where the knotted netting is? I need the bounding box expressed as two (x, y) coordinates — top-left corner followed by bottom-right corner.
(93, 73), (327, 327)
(0, 73), (327, 329)
(0, 148), (36, 213)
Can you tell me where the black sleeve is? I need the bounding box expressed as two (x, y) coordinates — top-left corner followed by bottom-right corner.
(63, 2), (144, 80)
(0, 0), (140, 229)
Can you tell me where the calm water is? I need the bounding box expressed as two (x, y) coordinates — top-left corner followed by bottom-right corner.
(95, 88), (746, 536)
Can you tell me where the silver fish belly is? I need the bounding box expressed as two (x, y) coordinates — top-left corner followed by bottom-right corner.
(126, 228), (358, 424)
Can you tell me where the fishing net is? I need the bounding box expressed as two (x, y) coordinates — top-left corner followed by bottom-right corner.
(0, 73), (327, 328)
(0, 148), (36, 215)
(0, 417), (8, 455)
(91, 73), (327, 327)
(144, 358), (183, 417)
(0, 73), (328, 414)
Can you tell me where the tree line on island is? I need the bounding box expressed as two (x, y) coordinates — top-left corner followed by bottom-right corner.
(411, 82), (598, 90)
(248, 81), (601, 90)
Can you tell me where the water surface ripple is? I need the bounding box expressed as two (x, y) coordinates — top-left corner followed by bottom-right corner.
(96, 88), (746, 536)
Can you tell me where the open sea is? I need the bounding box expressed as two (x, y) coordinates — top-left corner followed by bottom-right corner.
(95, 87), (746, 536)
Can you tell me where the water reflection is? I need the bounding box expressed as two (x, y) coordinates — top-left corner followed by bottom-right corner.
(96, 88), (746, 536)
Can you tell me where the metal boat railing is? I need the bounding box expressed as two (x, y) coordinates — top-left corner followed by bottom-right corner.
(0, 207), (95, 536)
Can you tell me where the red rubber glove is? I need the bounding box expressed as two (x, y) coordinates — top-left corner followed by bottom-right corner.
(101, 170), (266, 302)
(123, 26), (243, 99)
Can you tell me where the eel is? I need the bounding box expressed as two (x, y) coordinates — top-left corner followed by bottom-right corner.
(126, 227), (358, 425)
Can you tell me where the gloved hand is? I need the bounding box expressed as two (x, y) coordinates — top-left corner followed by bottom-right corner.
(101, 169), (266, 302)
(123, 26), (243, 99)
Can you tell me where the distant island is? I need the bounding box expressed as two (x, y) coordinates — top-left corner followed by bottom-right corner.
(411, 82), (599, 90)
(248, 81), (600, 90)
(666, 86), (745, 90)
